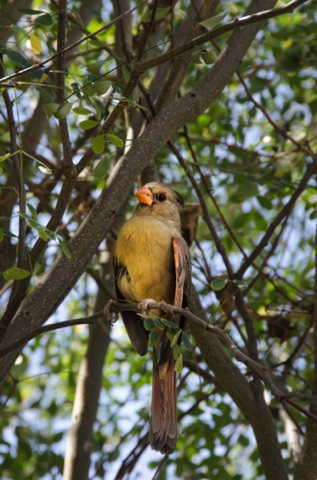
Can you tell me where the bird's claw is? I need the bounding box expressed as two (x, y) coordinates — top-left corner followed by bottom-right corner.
(139, 298), (157, 313)
(103, 299), (118, 325)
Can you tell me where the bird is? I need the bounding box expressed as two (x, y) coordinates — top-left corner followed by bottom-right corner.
(114, 182), (191, 454)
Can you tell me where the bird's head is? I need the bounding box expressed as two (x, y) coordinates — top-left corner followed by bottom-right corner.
(135, 182), (184, 227)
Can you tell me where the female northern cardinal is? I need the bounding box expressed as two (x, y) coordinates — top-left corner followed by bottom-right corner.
(114, 182), (191, 453)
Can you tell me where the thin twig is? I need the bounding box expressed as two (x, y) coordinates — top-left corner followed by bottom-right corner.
(0, 1), (148, 85)
(237, 162), (316, 278)
(0, 312), (103, 357)
(135, 0), (308, 74)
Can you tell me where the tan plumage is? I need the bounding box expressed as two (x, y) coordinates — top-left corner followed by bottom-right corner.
(114, 182), (191, 453)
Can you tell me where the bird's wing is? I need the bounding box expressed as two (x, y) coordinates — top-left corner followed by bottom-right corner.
(113, 250), (149, 356)
(156, 235), (191, 366)
(173, 235), (191, 313)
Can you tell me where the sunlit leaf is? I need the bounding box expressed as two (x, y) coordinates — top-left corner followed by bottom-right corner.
(30, 32), (42, 54)
(0, 153), (11, 162)
(105, 133), (124, 148)
(79, 119), (99, 130)
(3, 267), (32, 280)
(200, 12), (228, 30)
(73, 107), (92, 115)
(92, 134), (105, 154)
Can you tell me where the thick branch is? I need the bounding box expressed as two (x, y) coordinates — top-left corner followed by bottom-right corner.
(0, 0), (279, 382)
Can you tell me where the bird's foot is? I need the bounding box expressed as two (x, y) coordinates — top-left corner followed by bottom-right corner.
(103, 299), (118, 325)
(138, 298), (157, 313)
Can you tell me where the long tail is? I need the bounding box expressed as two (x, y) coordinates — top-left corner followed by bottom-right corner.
(149, 359), (177, 454)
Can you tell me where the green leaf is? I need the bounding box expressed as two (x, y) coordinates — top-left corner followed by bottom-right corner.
(3, 267), (32, 280)
(27, 203), (38, 219)
(58, 238), (71, 259)
(144, 318), (155, 331)
(91, 80), (111, 96)
(79, 119), (99, 130)
(0, 228), (4, 243)
(11, 24), (22, 34)
(44, 229), (57, 241)
(38, 230), (48, 241)
(173, 344), (181, 360)
(174, 353), (183, 374)
(93, 157), (109, 179)
(200, 50), (217, 65)
(160, 318), (179, 329)
(210, 278), (228, 292)
(149, 330), (159, 346)
(105, 133), (124, 148)
(153, 318), (164, 330)
(257, 195), (272, 210)
(35, 13), (54, 26)
(166, 332), (174, 343)
(170, 329), (182, 348)
(43, 103), (59, 118)
(54, 103), (72, 120)
(0, 152), (11, 162)
(6, 50), (30, 68)
(182, 331), (192, 351)
(199, 12), (228, 30)
(73, 107), (92, 115)
(92, 134), (105, 154)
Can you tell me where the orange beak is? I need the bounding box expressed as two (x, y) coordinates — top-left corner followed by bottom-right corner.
(135, 186), (153, 206)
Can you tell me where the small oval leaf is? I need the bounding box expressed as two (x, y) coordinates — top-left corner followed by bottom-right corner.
(73, 107), (92, 115)
(3, 267), (32, 280)
(92, 134), (105, 154)
(210, 277), (228, 292)
(54, 103), (72, 120)
(35, 13), (54, 26)
(105, 133), (124, 148)
(79, 119), (98, 130)
(93, 157), (109, 179)
(43, 103), (59, 118)
(144, 318), (155, 331)
(92, 80), (111, 96)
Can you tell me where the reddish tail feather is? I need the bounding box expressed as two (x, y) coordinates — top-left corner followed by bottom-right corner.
(149, 359), (177, 454)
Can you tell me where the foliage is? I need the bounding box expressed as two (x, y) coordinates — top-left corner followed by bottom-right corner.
(0, 0), (316, 479)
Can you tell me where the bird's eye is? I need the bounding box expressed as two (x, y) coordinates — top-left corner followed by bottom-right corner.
(156, 192), (167, 202)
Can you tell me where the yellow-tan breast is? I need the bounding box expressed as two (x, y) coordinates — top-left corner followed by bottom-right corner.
(116, 215), (177, 304)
